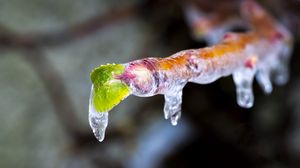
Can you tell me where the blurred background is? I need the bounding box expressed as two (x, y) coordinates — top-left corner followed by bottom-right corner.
(0, 0), (300, 167)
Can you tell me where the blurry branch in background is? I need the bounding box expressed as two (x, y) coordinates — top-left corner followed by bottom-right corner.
(22, 48), (85, 138)
(0, 4), (139, 48)
(0, 3), (140, 146)
(182, 0), (243, 44)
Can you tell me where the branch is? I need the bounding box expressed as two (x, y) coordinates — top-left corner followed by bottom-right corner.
(0, 4), (139, 48)
(0, 3), (140, 142)
(22, 48), (86, 139)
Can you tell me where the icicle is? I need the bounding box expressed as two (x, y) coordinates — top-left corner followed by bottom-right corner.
(89, 85), (109, 142)
(273, 60), (289, 86)
(89, 110), (109, 142)
(271, 41), (292, 86)
(233, 67), (256, 108)
(164, 93), (182, 126)
(163, 83), (185, 126)
(256, 68), (273, 94)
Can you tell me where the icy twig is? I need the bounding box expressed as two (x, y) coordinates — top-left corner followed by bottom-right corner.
(89, 0), (293, 142)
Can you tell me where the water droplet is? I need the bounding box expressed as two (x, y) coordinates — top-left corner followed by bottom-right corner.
(89, 85), (109, 142)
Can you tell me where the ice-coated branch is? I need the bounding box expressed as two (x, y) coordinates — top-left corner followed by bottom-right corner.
(89, 0), (293, 142)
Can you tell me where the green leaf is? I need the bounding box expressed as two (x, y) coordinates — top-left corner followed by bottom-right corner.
(90, 64), (131, 112)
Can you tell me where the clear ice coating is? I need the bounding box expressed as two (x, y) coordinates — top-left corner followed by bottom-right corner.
(88, 28), (292, 142)
(89, 85), (109, 142)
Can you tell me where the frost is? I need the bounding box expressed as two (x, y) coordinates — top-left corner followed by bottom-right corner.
(89, 85), (109, 142)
